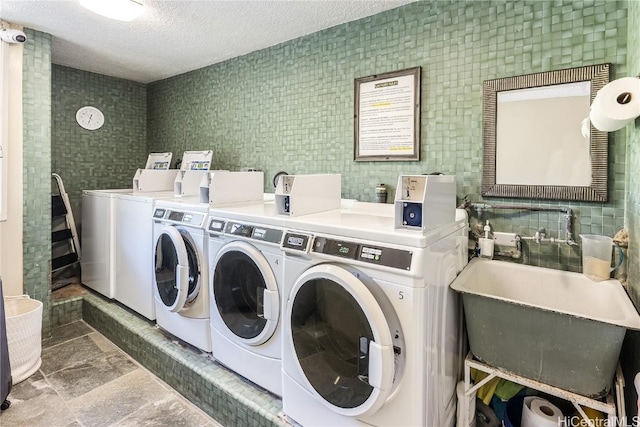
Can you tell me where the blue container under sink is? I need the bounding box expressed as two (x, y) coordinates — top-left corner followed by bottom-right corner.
(504, 395), (525, 427)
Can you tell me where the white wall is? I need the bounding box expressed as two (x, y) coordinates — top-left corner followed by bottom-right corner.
(0, 23), (24, 296)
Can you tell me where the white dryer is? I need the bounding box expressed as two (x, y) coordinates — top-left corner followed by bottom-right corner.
(152, 197), (211, 352)
(82, 153), (175, 302)
(280, 207), (469, 427)
(207, 199), (285, 396)
(81, 188), (133, 298)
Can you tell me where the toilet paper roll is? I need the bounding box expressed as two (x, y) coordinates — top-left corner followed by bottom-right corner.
(590, 77), (640, 131)
(521, 396), (563, 427)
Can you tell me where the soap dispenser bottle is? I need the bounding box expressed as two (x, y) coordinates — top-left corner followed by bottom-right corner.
(479, 220), (494, 259)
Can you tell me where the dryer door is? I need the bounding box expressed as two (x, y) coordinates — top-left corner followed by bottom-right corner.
(154, 226), (200, 312)
(212, 241), (279, 346)
(286, 264), (395, 418)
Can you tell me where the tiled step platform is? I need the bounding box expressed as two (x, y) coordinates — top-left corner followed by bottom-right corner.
(80, 290), (291, 427)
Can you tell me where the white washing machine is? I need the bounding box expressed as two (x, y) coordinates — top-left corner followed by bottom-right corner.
(207, 198), (285, 396)
(113, 151), (213, 320)
(152, 197), (211, 352)
(206, 196), (361, 396)
(280, 207), (468, 427)
(81, 188), (133, 298)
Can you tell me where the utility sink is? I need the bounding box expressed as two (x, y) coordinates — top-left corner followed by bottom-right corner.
(450, 258), (640, 397)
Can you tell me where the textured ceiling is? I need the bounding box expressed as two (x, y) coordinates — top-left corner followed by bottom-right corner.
(1, 0), (415, 84)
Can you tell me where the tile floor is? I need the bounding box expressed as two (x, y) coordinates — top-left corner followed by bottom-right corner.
(0, 320), (223, 427)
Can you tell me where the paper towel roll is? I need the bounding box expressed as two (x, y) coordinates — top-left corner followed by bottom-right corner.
(590, 77), (640, 131)
(521, 396), (563, 427)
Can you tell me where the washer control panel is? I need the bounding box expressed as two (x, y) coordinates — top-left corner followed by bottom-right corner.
(225, 222), (253, 238)
(282, 232), (312, 253)
(152, 208), (205, 227)
(208, 218), (283, 244)
(208, 218), (225, 233)
(312, 236), (412, 271)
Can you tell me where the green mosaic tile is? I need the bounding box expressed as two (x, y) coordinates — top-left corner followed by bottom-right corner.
(22, 29), (53, 336)
(51, 66), (148, 230)
(626, 0), (640, 307)
(145, 0), (628, 270)
(619, 0), (640, 411)
(51, 297), (83, 328)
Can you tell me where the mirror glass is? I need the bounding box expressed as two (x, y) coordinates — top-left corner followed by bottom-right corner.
(482, 64), (610, 202)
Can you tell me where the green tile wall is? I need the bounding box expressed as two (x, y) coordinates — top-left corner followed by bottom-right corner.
(22, 29), (53, 337)
(51, 65), (148, 228)
(51, 296), (83, 328)
(147, 0), (628, 270)
(625, 0), (640, 310)
(619, 0), (640, 419)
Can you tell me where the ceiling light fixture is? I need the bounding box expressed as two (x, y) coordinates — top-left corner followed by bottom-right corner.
(79, 0), (144, 22)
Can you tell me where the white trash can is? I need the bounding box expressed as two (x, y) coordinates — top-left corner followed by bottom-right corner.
(4, 295), (43, 384)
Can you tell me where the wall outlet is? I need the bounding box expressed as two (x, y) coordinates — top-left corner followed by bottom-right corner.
(493, 232), (518, 247)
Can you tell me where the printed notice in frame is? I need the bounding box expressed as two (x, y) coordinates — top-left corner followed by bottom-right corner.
(354, 67), (421, 161)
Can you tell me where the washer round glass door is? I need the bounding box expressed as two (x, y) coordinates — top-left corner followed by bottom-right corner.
(154, 226), (200, 312)
(287, 264), (395, 417)
(213, 241), (279, 346)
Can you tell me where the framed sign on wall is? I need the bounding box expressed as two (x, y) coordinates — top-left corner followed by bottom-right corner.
(354, 67), (421, 161)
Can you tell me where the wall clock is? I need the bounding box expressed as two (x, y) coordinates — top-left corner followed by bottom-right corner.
(76, 106), (104, 130)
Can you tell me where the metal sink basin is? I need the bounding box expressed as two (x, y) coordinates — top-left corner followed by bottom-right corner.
(450, 258), (640, 397)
